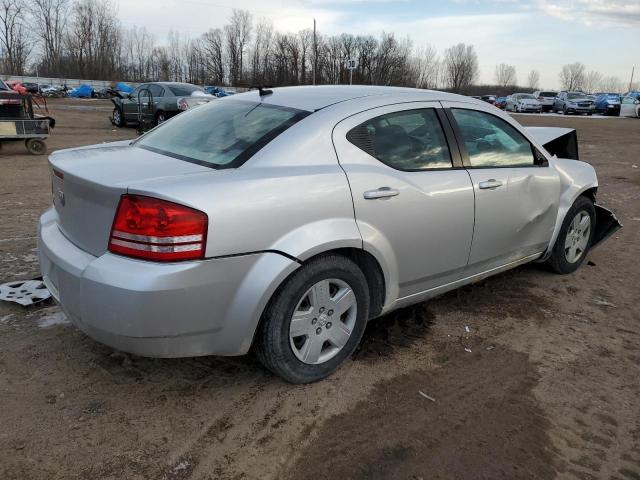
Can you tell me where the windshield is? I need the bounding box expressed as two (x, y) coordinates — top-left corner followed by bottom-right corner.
(168, 84), (204, 96)
(519, 94), (535, 99)
(136, 99), (309, 169)
(567, 92), (585, 99)
(540, 92), (556, 96)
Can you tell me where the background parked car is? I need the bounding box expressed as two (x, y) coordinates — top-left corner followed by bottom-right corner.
(533, 91), (557, 112)
(553, 91), (595, 115)
(594, 93), (621, 116)
(481, 95), (496, 104)
(111, 82), (214, 128)
(494, 96), (508, 109)
(506, 93), (542, 113)
(620, 93), (640, 118)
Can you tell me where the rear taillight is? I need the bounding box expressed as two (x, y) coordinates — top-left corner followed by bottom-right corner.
(108, 194), (208, 262)
(537, 96), (544, 101)
(177, 98), (188, 111)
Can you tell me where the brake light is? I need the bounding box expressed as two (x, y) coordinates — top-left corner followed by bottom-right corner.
(108, 194), (208, 262)
(177, 98), (188, 111)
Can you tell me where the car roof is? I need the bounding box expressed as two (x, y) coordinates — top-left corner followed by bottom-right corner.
(228, 85), (483, 112)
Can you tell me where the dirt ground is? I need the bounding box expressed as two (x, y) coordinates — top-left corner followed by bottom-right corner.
(1, 99), (639, 480)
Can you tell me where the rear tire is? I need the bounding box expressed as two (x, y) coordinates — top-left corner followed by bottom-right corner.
(25, 138), (46, 155)
(155, 111), (167, 125)
(547, 196), (595, 274)
(254, 255), (370, 384)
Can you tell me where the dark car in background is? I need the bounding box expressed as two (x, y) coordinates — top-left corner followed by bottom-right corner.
(594, 93), (621, 116)
(533, 91), (557, 112)
(111, 82), (214, 128)
(481, 95), (496, 104)
(553, 91), (595, 115)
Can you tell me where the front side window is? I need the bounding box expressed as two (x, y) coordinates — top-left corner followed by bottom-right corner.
(136, 99), (308, 169)
(346, 108), (452, 170)
(451, 109), (535, 168)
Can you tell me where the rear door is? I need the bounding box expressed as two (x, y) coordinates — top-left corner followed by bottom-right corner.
(442, 102), (560, 273)
(333, 103), (475, 299)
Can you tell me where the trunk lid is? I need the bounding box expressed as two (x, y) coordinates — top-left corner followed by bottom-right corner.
(49, 141), (213, 256)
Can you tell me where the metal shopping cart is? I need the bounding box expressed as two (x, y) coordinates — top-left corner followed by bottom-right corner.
(0, 91), (55, 155)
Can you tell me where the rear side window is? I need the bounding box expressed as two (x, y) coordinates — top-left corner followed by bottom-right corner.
(148, 84), (164, 97)
(136, 99), (309, 169)
(451, 109), (535, 168)
(346, 109), (452, 170)
(168, 84), (203, 96)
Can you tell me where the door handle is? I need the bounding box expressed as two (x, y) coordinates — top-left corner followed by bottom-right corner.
(478, 179), (503, 190)
(363, 187), (400, 200)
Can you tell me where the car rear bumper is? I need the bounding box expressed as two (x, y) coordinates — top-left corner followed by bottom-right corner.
(565, 106), (595, 113)
(38, 207), (299, 357)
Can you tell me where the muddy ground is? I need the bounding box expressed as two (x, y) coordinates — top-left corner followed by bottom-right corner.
(0, 99), (639, 480)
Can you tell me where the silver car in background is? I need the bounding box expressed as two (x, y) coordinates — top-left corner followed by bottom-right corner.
(506, 93), (543, 113)
(533, 91), (557, 112)
(38, 86), (620, 383)
(553, 91), (596, 115)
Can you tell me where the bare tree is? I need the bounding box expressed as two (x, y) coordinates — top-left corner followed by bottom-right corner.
(599, 75), (623, 93)
(443, 43), (478, 92)
(411, 44), (439, 89)
(201, 28), (224, 85)
(0, 0), (30, 74)
(559, 62), (586, 91)
(583, 70), (603, 94)
(30, 0), (69, 76)
(527, 69), (540, 90)
(225, 9), (252, 85)
(494, 63), (516, 87)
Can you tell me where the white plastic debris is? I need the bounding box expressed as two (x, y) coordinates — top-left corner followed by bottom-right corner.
(0, 280), (51, 306)
(594, 298), (616, 307)
(465, 325), (471, 333)
(464, 348), (472, 353)
(418, 391), (436, 402)
(36, 307), (69, 328)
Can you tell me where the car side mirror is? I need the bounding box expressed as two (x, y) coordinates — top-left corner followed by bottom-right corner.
(534, 148), (549, 167)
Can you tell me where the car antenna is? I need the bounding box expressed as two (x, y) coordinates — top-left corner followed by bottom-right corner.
(252, 85), (273, 97)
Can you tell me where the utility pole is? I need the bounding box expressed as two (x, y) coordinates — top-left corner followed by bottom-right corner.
(312, 19), (317, 86)
(630, 66), (635, 92)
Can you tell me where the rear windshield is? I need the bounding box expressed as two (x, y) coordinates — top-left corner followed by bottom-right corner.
(567, 92), (585, 99)
(540, 92), (556, 96)
(135, 99), (309, 169)
(519, 94), (535, 99)
(168, 84), (204, 96)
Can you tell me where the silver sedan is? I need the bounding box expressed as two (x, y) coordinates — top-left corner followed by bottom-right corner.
(38, 86), (620, 383)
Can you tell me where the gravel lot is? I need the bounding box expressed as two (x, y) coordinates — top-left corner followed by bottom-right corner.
(1, 99), (639, 480)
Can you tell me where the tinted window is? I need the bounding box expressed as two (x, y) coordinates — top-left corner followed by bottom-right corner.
(148, 84), (164, 97)
(451, 109), (535, 168)
(347, 109), (452, 170)
(136, 100), (308, 169)
(168, 84), (204, 96)
(622, 96), (636, 104)
(541, 92), (557, 96)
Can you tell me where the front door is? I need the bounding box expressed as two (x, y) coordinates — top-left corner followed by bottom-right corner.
(442, 103), (560, 273)
(332, 103), (475, 300)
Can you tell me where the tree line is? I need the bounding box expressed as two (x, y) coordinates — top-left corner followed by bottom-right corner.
(0, 0), (634, 93)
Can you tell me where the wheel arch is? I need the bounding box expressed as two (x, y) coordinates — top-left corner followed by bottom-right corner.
(248, 246), (387, 352)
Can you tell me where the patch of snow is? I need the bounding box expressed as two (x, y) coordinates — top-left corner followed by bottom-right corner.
(21, 254), (38, 263)
(35, 307), (69, 328)
(1, 313), (16, 324)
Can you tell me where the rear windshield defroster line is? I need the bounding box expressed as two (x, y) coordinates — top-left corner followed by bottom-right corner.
(135, 100), (310, 170)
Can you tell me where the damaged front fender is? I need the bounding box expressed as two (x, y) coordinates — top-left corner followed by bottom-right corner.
(592, 204), (622, 250)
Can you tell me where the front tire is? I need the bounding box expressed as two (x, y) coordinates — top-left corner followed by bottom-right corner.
(547, 196), (595, 274)
(254, 255), (370, 384)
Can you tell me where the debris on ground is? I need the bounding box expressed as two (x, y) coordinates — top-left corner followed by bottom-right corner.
(0, 279), (51, 306)
(465, 325), (471, 333)
(593, 298), (616, 308)
(33, 306), (69, 328)
(418, 391), (436, 402)
(464, 348), (472, 353)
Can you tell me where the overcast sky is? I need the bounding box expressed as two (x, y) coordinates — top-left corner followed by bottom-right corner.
(114, 0), (639, 89)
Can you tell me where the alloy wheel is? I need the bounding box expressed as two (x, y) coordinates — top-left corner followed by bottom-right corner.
(289, 278), (357, 365)
(564, 210), (591, 263)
